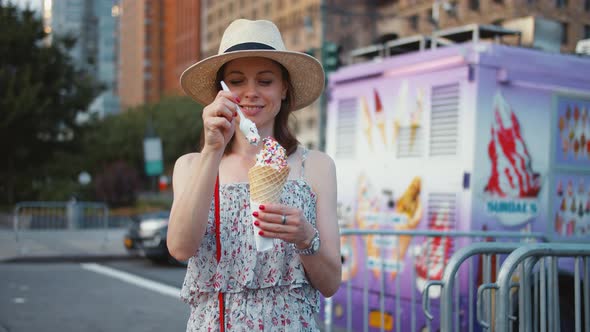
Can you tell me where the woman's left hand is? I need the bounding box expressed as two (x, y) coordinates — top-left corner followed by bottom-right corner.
(252, 203), (315, 248)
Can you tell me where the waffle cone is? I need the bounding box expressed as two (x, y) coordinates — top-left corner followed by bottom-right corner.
(248, 165), (290, 203)
(410, 123), (419, 148)
(377, 121), (387, 147)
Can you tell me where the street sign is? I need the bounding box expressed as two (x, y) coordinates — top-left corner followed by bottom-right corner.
(143, 137), (163, 176)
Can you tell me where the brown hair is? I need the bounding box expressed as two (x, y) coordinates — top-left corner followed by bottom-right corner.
(199, 60), (299, 156)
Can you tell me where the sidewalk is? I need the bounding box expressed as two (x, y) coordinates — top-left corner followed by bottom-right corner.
(0, 228), (137, 262)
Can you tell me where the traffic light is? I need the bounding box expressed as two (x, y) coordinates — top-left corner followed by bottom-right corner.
(322, 41), (342, 74)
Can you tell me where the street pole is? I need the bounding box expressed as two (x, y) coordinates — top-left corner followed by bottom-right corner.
(318, 0), (327, 152)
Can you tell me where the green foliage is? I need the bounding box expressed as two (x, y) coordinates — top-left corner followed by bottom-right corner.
(0, 2), (101, 204)
(79, 96), (203, 179)
(0, 2), (203, 207)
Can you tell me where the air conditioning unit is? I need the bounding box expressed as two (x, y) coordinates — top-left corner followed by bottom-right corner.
(502, 16), (562, 52)
(576, 39), (590, 55)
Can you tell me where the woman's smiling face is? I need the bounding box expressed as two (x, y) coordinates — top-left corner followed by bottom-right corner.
(223, 57), (288, 130)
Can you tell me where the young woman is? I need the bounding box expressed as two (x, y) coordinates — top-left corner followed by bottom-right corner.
(167, 19), (342, 331)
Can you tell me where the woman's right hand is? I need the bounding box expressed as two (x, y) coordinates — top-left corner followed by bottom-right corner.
(201, 91), (238, 152)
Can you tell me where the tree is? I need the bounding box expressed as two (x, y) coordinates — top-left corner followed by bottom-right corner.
(0, 2), (101, 204)
(72, 96), (203, 204)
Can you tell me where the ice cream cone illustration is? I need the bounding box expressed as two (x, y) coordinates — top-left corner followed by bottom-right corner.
(249, 137), (290, 251)
(410, 123), (420, 150)
(555, 213), (563, 234)
(559, 116), (566, 133)
(361, 96), (373, 148)
(392, 81), (409, 147)
(409, 89), (425, 149)
(562, 136), (570, 154)
(365, 177), (423, 280)
(392, 119), (400, 147)
(374, 89), (387, 147)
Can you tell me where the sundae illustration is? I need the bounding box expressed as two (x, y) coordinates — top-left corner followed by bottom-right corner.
(248, 137), (290, 251)
(484, 93), (541, 198)
(414, 201), (454, 298)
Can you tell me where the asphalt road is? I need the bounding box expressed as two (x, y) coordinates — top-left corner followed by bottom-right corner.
(0, 259), (190, 332)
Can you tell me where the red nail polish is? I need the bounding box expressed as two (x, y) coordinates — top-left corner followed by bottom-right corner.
(233, 111), (238, 117)
(235, 97), (241, 103)
(258, 230), (264, 236)
(259, 205), (265, 210)
(254, 220), (259, 226)
(252, 211), (259, 217)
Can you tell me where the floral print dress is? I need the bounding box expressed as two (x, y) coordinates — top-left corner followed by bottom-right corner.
(181, 148), (320, 332)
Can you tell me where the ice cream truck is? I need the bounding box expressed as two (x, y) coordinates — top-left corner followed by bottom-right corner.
(323, 24), (590, 331)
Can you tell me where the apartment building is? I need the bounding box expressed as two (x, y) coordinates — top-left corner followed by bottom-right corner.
(118, 0), (200, 110)
(377, 0), (590, 52)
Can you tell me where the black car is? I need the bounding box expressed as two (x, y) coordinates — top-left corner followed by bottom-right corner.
(123, 210), (186, 265)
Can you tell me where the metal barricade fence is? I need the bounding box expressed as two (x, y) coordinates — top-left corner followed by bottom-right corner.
(13, 201), (110, 256)
(320, 229), (546, 332)
(423, 242), (524, 332)
(484, 243), (590, 332)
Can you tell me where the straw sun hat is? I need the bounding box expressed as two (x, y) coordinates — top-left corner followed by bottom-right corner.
(180, 19), (325, 111)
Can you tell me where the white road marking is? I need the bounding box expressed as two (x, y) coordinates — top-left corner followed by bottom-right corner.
(81, 263), (181, 298)
(12, 297), (26, 304)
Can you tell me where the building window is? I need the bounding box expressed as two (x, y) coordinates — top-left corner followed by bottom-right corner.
(561, 22), (568, 44)
(469, 0), (480, 10)
(585, 25), (590, 39)
(556, 0), (567, 8)
(586, 0), (590, 11)
(409, 15), (419, 31)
